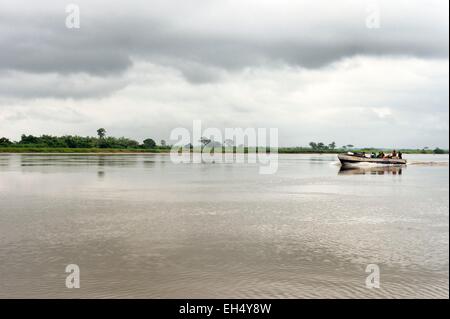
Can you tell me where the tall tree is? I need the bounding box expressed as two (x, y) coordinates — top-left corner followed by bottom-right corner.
(200, 137), (212, 147)
(309, 142), (318, 150)
(328, 141), (336, 150)
(0, 137), (12, 146)
(143, 138), (156, 149)
(97, 128), (106, 139)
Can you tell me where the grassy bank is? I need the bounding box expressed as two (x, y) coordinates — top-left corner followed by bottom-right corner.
(0, 147), (167, 153)
(1, 133), (447, 154)
(0, 147), (447, 154)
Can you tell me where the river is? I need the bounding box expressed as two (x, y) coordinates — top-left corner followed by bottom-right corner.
(0, 153), (448, 298)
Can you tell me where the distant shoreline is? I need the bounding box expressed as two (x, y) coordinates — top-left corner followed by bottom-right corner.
(0, 147), (448, 155)
(0, 148), (166, 154)
(2, 133), (447, 155)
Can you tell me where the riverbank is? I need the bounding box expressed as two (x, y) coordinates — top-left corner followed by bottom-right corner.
(0, 147), (167, 153)
(0, 147), (447, 154)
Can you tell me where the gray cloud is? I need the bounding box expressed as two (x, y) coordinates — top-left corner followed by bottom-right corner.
(0, 70), (128, 99)
(0, 0), (448, 148)
(0, 0), (448, 81)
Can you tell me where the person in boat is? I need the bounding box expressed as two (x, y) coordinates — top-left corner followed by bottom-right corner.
(352, 152), (365, 157)
(384, 150), (396, 159)
(398, 151), (403, 159)
(377, 152), (385, 158)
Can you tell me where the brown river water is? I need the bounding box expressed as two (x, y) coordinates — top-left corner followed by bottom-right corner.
(0, 153), (448, 298)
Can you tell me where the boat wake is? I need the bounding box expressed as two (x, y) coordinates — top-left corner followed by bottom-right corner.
(408, 161), (449, 166)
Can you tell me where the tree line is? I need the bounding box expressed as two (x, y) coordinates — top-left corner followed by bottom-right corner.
(307, 141), (446, 154)
(0, 128), (167, 149)
(0, 132), (447, 154)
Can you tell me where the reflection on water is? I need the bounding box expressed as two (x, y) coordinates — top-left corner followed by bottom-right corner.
(97, 170), (105, 179)
(19, 154), (140, 168)
(0, 154), (448, 298)
(0, 155), (10, 166)
(339, 165), (405, 175)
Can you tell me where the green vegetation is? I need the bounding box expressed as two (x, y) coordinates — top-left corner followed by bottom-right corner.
(355, 147), (448, 155)
(0, 147), (167, 153)
(0, 133), (448, 154)
(432, 148), (446, 155)
(0, 137), (13, 146)
(278, 142), (448, 155)
(0, 129), (170, 153)
(97, 128), (106, 139)
(143, 138), (157, 149)
(309, 141), (337, 152)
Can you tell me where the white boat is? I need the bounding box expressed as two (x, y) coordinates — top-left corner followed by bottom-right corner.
(338, 153), (407, 166)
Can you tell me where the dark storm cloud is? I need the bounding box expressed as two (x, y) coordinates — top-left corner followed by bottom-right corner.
(0, 11), (134, 75)
(0, 0), (448, 81)
(0, 1), (448, 149)
(0, 70), (128, 99)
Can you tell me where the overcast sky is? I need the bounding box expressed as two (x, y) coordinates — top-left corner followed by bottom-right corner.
(0, 0), (448, 148)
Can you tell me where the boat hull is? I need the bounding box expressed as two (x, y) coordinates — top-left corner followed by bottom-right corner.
(338, 154), (407, 166)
